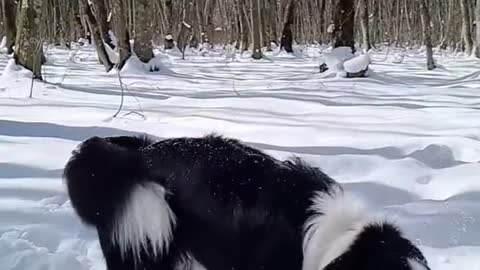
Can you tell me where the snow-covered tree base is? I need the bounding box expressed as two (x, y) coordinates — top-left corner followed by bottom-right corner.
(113, 54), (172, 75)
(320, 47), (370, 78)
(1, 59), (34, 81)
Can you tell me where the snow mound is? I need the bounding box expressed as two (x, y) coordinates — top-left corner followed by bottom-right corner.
(409, 144), (459, 169)
(147, 54), (173, 73)
(270, 42), (278, 51)
(343, 54), (370, 73)
(0, 59), (33, 82)
(393, 52), (405, 64)
(321, 47), (370, 77)
(199, 42), (211, 56)
(77, 38), (88, 46)
(324, 47), (355, 71)
(0, 230), (103, 270)
(274, 48), (305, 59)
(118, 54), (172, 75)
(224, 43), (237, 60)
(275, 50), (298, 58)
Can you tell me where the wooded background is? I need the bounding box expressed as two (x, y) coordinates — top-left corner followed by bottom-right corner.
(1, 0), (479, 78)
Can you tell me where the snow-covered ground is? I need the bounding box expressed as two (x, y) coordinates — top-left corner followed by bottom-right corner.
(1, 44), (480, 269)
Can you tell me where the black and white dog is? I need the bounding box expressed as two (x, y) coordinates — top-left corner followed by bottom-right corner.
(64, 134), (431, 270)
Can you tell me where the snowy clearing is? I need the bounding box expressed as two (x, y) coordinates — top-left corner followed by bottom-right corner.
(1, 45), (480, 270)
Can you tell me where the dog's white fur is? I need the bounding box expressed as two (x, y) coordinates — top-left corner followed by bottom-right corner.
(302, 186), (383, 270)
(408, 259), (429, 270)
(111, 182), (176, 262)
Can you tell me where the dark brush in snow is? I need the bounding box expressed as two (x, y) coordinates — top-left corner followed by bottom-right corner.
(64, 134), (430, 270)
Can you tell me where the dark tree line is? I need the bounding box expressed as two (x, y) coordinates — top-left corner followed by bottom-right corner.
(0, 0), (479, 76)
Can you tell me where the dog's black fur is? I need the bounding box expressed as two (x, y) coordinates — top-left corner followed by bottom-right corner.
(64, 134), (430, 270)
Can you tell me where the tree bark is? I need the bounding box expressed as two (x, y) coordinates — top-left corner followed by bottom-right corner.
(133, 0), (154, 63)
(160, 0), (174, 49)
(89, 0), (114, 49)
(203, 0), (216, 43)
(265, 0), (277, 50)
(2, 0), (16, 54)
(333, 0), (355, 52)
(111, 0), (131, 70)
(251, 0), (262, 59)
(165, 0), (174, 38)
(280, 0), (294, 53)
(419, 0), (435, 70)
(177, 0), (193, 59)
(460, 0), (473, 55)
(238, 0), (249, 51)
(359, 0), (371, 51)
(14, 0), (44, 80)
(79, 0), (113, 72)
(475, 0), (480, 57)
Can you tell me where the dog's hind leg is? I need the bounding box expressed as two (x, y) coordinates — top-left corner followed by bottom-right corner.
(98, 225), (183, 270)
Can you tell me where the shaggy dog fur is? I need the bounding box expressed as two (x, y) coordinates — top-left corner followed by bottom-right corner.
(64, 134), (431, 270)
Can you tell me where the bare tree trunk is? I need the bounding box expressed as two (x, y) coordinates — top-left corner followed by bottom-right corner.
(204, 0), (216, 43)
(14, 0), (44, 80)
(165, 0), (173, 38)
(111, 0), (131, 69)
(419, 0), (435, 70)
(280, 0), (294, 53)
(475, 0), (480, 57)
(79, 0), (113, 71)
(359, 0), (371, 51)
(251, 0), (262, 59)
(133, 0), (153, 63)
(177, 0), (193, 59)
(266, 0), (277, 48)
(2, 0), (16, 54)
(238, 0), (249, 51)
(161, 0), (174, 49)
(90, 0), (114, 49)
(460, 0), (473, 55)
(333, 0), (355, 52)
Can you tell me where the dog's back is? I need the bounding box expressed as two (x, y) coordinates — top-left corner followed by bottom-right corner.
(64, 134), (429, 270)
(64, 134), (333, 270)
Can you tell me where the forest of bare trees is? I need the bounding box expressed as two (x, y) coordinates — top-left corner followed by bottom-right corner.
(1, 0), (480, 77)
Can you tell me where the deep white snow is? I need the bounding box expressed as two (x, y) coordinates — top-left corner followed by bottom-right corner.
(324, 46), (354, 72)
(343, 53), (370, 73)
(0, 44), (480, 270)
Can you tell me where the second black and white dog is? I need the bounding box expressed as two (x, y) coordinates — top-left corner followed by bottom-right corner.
(64, 134), (431, 270)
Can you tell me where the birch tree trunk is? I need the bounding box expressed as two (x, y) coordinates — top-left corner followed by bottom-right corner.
(14, 0), (44, 80)
(133, 0), (154, 63)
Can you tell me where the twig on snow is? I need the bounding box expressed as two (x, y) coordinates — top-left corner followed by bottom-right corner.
(112, 67), (125, 118)
(232, 80), (240, 96)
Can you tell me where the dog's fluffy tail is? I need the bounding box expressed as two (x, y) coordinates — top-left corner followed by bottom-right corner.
(64, 135), (177, 262)
(64, 135), (153, 226)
